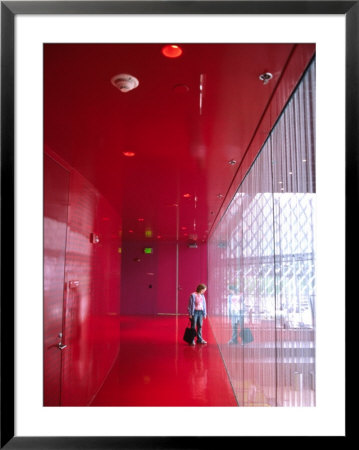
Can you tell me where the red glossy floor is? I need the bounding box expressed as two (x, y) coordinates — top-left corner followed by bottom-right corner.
(90, 315), (238, 407)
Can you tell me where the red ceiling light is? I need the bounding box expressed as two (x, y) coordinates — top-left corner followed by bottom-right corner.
(183, 193), (191, 198)
(162, 44), (183, 58)
(123, 151), (135, 157)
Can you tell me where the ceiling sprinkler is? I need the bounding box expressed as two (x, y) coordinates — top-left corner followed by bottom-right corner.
(259, 72), (273, 85)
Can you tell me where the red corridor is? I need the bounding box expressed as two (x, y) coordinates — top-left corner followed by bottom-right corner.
(90, 315), (238, 407)
(43, 43), (316, 408)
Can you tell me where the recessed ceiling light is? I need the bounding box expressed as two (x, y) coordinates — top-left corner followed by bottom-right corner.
(173, 84), (189, 94)
(162, 44), (183, 58)
(228, 160), (237, 165)
(183, 193), (191, 198)
(123, 151), (135, 157)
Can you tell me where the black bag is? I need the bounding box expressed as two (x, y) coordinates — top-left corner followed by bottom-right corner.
(183, 321), (197, 344)
(240, 327), (254, 344)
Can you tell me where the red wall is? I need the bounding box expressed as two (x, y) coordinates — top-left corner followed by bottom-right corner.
(120, 239), (207, 315)
(177, 241), (208, 315)
(44, 147), (207, 405)
(44, 147), (122, 406)
(44, 154), (70, 405)
(120, 240), (175, 315)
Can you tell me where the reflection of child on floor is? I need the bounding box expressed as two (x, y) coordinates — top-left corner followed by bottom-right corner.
(228, 289), (244, 344)
(190, 345), (208, 400)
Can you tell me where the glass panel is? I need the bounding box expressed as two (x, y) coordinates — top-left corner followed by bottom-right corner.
(208, 60), (316, 406)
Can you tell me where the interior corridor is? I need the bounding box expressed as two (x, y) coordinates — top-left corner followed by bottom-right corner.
(43, 43), (316, 408)
(90, 315), (238, 407)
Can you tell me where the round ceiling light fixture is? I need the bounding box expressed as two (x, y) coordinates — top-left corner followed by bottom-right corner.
(111, 74), (139, 92)
(162, 44), (183, 58)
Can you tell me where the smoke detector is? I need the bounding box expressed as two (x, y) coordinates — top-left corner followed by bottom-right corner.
(111, 74), (139, 93)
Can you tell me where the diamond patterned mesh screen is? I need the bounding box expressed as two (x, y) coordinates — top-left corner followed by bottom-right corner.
(208, 60), (316, 406)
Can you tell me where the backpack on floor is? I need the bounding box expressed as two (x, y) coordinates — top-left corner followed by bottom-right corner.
(183, 321), (197, 343)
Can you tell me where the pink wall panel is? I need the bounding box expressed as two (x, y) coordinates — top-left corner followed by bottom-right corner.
(43, 154), (70, 406)
(120, 240), (159, 315)
(178, 242), (208, 315)
(155, 242), (177, 314)
(120, 240), (178, 315)
(120, 240), (207, 315)
(44, 147), (122, 406)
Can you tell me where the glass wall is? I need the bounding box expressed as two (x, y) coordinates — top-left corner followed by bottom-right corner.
(208, 60), (316, 406)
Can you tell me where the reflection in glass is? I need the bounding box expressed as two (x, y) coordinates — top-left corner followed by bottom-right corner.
(208, 60), (316, 406)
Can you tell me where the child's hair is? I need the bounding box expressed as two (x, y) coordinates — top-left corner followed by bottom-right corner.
(196, 283), (207, 293)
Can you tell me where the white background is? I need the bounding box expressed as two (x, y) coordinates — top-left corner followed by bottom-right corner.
(15, 14), (345, 436)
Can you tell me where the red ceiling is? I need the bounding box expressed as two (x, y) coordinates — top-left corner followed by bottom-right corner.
(44, 43), (315, 243)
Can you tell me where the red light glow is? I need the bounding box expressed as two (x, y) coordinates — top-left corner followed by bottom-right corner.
(123, 152), (135, 157)
(183, 193), (191, 198)
(162, 45), (183, 58)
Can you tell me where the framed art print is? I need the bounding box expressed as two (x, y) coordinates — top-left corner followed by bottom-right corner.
(1, 1), (354, 447)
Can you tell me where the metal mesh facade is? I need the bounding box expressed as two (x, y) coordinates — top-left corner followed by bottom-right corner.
(208, 60), (316, 406)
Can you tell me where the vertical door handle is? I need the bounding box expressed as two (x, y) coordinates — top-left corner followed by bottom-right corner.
(57, 333), (67, 350)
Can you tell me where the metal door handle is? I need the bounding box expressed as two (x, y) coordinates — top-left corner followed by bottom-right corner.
(58, 343), (67, 350)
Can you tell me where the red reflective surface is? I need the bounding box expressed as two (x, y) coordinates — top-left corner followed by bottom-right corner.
(43, 44), (315, 407)
(120, 239), (207, 315)
(44, 149), (123, 406)
(91, 315), (238, 406)
(43, 154), (69, 406)
(44, 43), (315, 244)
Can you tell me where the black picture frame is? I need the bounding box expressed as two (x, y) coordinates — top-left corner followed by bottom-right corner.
(1, 1), (353, 448)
